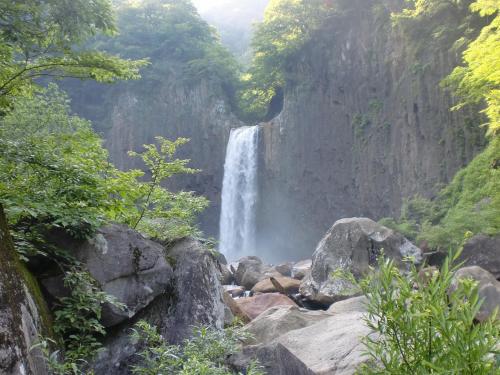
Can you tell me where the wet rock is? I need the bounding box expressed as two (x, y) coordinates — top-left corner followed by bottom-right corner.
(251, 277), (300, 295)
(235, 293), (296, 320)
(292, 260), (312, 280)
(450, 266), (500, 322)
(300, 218), (422, 306)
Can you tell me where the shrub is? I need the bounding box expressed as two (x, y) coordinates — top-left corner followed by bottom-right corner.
(355, 251), (500, 374)
(130, 321), (264, 375)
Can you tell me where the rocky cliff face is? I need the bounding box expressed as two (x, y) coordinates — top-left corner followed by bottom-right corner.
(99, 75), (243, 236)
(255, 1), (486, 261)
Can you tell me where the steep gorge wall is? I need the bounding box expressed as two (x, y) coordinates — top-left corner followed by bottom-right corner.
(255, 1), (486, 261)
(69, 73), (243, 236)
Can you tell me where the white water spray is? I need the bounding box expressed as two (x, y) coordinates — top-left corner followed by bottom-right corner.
(219, 126), (259, 261)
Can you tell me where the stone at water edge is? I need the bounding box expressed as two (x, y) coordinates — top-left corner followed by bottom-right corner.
(223, 291), (251, 324)
(252, 276), (301, 294)
(235, 293), (297, 320)
(300, 217), (422, 306)
(292, 259), (312, 280)
(449, 266), (500, 322)
(218, 263), (234, 285)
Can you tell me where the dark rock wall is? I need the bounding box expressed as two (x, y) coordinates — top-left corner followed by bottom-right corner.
(255, 1), (486, 261)
(101, 77), (244, 236)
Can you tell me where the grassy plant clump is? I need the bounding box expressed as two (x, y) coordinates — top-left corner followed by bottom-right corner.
(354, 251), (500, 374)
(130, 321), (264, 375)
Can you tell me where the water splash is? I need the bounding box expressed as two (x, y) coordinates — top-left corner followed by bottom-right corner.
(219, 126), (259, 261)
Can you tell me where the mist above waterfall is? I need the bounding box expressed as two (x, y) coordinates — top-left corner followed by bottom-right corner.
(219, 126), (260, 262)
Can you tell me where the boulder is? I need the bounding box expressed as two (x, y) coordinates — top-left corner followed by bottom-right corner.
(223, 291), (251, 324)
(252, 277), (301, 294)
(235, 293), (296, 320)
(92, 238), (226, 374)
(219, 263), (234, 285)
(273, 262), (294, 277)
(450, 266), (500, 322)
(64, 224), (175, 327)
(327, 295), (367, 314)
(242, 305), (331, 345)
(255, 311), (372, 374)
(234, 256), (282, 289)
(300, 218), (422, 306)
(292, 260), (312, 280)
(224, 285), (246, 298)
(458, 235), (500, 279)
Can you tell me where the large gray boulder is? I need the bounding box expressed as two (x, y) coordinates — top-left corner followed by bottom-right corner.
(73, 224), (174, 327)
(92, 238), (226, 374)
(242, 305), (331, 346)
(458, 235), (500, 279)
(300, 218), (422, 306)
(450, 266), (500, 322)
(232, 296), (371, 375)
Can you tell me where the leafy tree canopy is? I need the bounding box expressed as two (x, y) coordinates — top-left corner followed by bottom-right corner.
(0, 0), (147, 109)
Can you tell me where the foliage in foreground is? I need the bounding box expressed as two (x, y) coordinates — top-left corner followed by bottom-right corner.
(355, 251), (499, 374)
(131, 321), (264, 375)
(380, 137), (500, 249)
(0, 85), (208, 257)
(35, 268), (125, 375)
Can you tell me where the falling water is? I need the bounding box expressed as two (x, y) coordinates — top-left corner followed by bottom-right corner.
(219, 126), (259, 261)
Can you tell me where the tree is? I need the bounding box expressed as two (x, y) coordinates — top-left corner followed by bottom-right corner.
(444, 0), (500, 136)
(0, 0), (147, 109)
(236, 0), (332, 122)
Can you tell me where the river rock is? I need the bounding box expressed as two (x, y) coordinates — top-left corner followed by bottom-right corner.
(327, 295), (367, 314)
(251, 277), (301, 294)
(234, 256), (282, 289)
(219, 263), (234, 285)
(223, 291), (251, 324)
(458, 235), (500, 279)
(66, 223), (174, 327)
(292, 260), (312, 280)
(450, 266), (500, 322)
(259, 311), (372, 374)
(273, 262), (294, 277)
(235, 293), (296, 320)
(224, 285), (245, 298)
(300, 218), (422, 306)
(242, 305), (331, 345)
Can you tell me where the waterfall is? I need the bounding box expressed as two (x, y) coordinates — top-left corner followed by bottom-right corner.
(219, 125), (259, 261)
